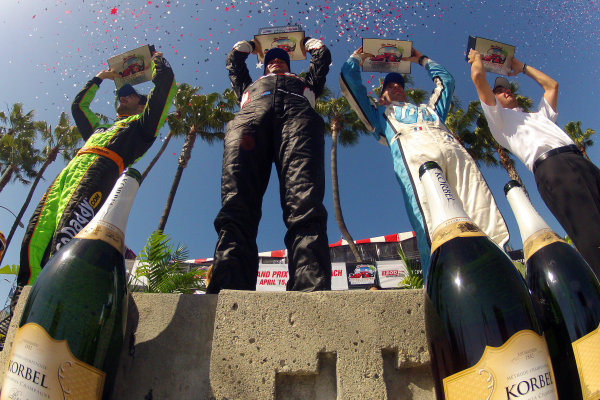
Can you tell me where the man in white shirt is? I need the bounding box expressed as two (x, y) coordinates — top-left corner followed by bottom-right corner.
(469, 48), (600, 278)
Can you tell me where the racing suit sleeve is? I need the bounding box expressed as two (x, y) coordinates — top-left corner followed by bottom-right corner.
(137, 54), (177, 142)
(339, 54), (385, 140)
(226, 40), (254, 102)
(71, 77), (103, 141)
(303, 38), (331, 99)
(423, 59), (455, 123)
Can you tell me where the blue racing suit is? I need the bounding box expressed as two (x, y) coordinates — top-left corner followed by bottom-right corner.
(340, 54), (509, 275)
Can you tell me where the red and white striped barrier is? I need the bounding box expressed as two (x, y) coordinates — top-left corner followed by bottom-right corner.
(182, 232), (416, 264)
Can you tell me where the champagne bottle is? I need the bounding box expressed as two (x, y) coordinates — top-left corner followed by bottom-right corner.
(505, 180), (600, 400)
(1, 168), (141, 400)
(420, 162), (557, 400)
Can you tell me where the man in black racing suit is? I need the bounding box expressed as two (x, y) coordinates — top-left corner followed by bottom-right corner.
(207, 38), (332, 293)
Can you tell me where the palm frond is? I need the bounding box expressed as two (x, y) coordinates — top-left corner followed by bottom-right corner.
(130, 230), (205, 293)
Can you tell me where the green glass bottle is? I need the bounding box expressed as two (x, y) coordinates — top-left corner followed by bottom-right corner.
(1, 168), (141, 400)
(505, 180), (600, 400)
(420, 162), (557, 400)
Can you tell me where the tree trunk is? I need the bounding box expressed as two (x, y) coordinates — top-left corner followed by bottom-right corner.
(330, 119), (362, 262)
(141, 131), (174, 182)
(0, 165), (15, 194)
(0, 149), (58, 265)
(157, 128), (197, 232)
(497, 146), (529, 197)
(580, 146), (591, 161)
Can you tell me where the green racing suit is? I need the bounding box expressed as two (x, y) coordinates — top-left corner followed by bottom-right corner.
(18, 54), (176, 286)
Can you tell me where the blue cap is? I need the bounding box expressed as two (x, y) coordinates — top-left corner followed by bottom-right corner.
(263, 48), (291, 74)
(382, 72), (405, 92)
(117, 83), (139, 98)
(117, 84), (147, 105)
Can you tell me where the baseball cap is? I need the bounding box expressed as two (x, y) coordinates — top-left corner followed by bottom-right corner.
(263, 48), (291, 74)
(382, 72), (405, 92)
(118, 84), (140, 98)
(118, 84), (147, 105)
(493, 77), (510, 91)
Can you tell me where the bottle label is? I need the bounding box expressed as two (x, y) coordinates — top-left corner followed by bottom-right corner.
(443, 330), (558, 400)
(1, 323), (105, 400)
(75, 219), (124, 254)
(430, 218), (486, 254)
(522, 229), (564, 261)
(572, 322), (600, 399)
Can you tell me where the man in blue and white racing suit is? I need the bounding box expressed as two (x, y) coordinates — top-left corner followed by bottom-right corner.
(340, 46), (509, 275)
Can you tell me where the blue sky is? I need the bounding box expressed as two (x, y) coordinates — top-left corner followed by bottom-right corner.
(0, 0), (599, 302)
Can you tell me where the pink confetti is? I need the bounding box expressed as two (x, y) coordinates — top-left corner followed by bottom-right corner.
(111, 8), (118, 15)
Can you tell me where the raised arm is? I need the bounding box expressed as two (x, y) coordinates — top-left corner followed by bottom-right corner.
(409, 47), (455, 121)
(339, 47), (384, 139)
(508, 56), (559, 112)
(71, 69), (118, 140)
(468, 48), (496, 106)
(303, 38), (331, 98)
(226, 40), (255, 101)
(137, 52), (176, 143)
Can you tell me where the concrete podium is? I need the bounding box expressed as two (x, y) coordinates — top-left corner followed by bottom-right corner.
(0, 288), (436, 399)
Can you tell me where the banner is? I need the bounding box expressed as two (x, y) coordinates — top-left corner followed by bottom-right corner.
(331, 262), (349, 291)
(346, 262), (377, 290)
(376, 260), (409, 289)
(256, 263), (289, 291)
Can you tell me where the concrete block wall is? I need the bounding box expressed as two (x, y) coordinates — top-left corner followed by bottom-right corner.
(0, 288), (436, 399)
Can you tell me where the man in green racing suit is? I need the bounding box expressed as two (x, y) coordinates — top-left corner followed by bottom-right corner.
(18, 51), (176, 288)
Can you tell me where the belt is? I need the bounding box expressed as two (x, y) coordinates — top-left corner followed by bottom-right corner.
(77, 146), (125, 175)
(240, 88), (313, 109)
(533, 144), (581, 174)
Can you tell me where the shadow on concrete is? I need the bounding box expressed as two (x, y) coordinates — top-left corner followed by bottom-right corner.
(110, 293), (218, 400)
(382, 348), (434, 400)
(275, 351), (337, 400)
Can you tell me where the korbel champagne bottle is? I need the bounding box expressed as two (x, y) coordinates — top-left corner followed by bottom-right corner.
(505, 180), (600, 400)
(1, 168), (141, 400)
(420, 162), (557, 400)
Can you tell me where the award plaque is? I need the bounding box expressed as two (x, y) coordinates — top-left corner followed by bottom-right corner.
(254, 25), (306, 62)
(362, 38), (412, 74)
(107, 44), (155, 89)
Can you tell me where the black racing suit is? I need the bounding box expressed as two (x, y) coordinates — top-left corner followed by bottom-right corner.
(19, 54), (176, 287)
(207, 39), (332, 293)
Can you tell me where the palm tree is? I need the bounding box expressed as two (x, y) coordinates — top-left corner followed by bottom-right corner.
(157, 84), (235, 232)
(141, 88), (238, 182)
(316, 88), (371, 262)
(0, 113), (82, 264)
(397, 245), (423, 289)
(564, 121), (595, 161)
(405, 88), (428, 105)
(0, 104), (42, 193)
(447, 100), (500, 168)
(129, 230), (206, 293)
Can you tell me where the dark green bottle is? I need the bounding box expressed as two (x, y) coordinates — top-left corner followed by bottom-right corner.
(505, 180), (600, 400)
(420, 162), (557, 400)
(1, 168), (141, 400)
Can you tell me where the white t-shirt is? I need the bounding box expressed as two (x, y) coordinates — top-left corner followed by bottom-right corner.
(480, 98), (574, 171)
